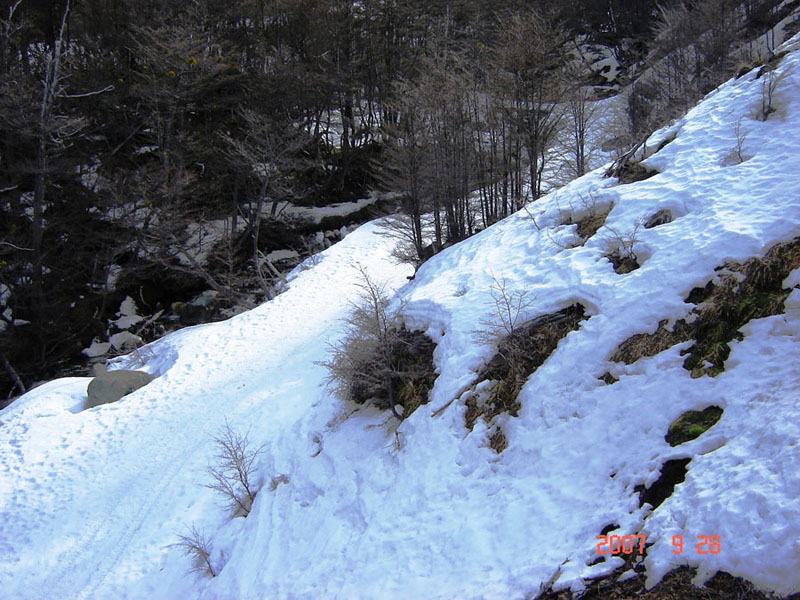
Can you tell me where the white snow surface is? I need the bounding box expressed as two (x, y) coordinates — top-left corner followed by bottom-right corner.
(2, 37), (800, 600)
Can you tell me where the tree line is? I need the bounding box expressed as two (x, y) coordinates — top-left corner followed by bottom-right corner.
(0, 0), (787, 401)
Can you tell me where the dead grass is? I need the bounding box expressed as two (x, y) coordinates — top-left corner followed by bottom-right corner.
(466, 304), (587, 438)
(558, 195), (614, 244)
(610, 320), (694, 365)
(489, 428), (508, 453)
(609, 238), (800, 376)
(536, 566), (789, 600)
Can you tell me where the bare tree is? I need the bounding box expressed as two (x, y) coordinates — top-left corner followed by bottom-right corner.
(493, 8), (568, 202)
(219, 108), (313, 299)
(0, 0), (24, 76)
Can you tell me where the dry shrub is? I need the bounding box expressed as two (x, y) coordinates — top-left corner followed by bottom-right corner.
(603, 220), (644, 274)
(206, 420), (264, 517)
(324, 267), (436, 420)
(173, 524), (216, 577)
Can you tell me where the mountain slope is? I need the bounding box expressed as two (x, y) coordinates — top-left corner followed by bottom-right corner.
(2, 34), (800, 600)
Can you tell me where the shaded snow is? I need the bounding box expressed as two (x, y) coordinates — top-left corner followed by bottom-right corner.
(1, 35), (800, 600)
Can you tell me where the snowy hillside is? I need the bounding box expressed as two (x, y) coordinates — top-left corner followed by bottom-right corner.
(2, 35), (800, 600)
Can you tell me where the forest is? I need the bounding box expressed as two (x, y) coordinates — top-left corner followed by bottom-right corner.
(0, 0), (791, 401)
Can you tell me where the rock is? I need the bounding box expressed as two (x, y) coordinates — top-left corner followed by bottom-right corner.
(86, 365), (154, 409)
(645, 208), (673, 229)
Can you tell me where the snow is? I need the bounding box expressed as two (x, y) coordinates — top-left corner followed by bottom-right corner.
(1, 34), (800, 600)
(112, 296), (144, 330)
(273, 194), (382, 224)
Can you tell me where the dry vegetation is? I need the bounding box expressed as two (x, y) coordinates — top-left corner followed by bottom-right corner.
(324, 269), (437, 420)
(466, 303), (588, 452)
(536, 566), (794, 600)
(610, 238), (800, 377)
(557, 194), (614, 246)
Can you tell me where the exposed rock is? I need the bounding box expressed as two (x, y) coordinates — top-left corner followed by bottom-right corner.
(85, 364), (154, 409)
(645, 208), (674, 229)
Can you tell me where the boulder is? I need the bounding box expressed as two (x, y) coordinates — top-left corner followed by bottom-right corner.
(644, 208), (673, 229)
(85, 365), (154, 409)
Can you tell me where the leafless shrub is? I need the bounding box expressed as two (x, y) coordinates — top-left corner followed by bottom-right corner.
(173, 524), (216, 577)
(603, 220), (644, 274)
(481, 274), (535, 338)
(734, 116), (749, 163)
(206, 420), (265, 517)
(759, 62), (792, 121)
(323, 266), (436, 420)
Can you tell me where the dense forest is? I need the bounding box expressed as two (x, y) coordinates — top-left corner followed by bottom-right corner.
(0, 0), (791, 401)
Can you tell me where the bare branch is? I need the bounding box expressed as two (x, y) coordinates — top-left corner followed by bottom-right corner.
(64, 84), (115, 99)
(205, 419), (265, 517)
(0, 241), (33, 252)
(172, 524), (216, 577)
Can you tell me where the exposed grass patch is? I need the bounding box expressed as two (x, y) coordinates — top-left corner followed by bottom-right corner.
(605, 156), (658, 184)
(609, 238), (800, 376)
(610, 319), (694, 365)
(465, 304), (587, 435)
(666, 406), (723, 446)
(537, 565), (790, 600)
(488, 427), (508, 453)
(684, 238), (799, 376)
(574, 209), (611, 241)
(558, 196), (613, 244)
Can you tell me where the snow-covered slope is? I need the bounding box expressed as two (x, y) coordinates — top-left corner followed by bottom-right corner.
(2, 36), (800, 600)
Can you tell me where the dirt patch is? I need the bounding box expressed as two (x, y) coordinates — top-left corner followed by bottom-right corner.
(635, 458), (691, 510)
